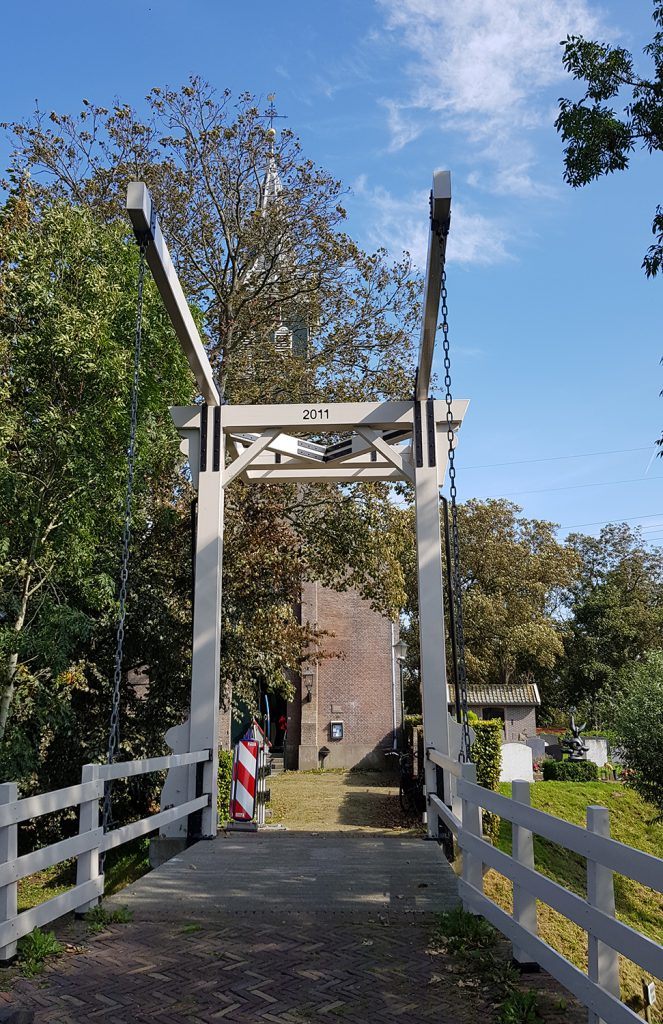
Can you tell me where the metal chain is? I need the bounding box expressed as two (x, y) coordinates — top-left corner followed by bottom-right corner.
(102, 238), (148, 839)
(437, 227), (472, 763)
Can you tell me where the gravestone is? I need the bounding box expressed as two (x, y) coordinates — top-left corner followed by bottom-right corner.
(500, 742), (534, 783)
(526, 736), (546, 761)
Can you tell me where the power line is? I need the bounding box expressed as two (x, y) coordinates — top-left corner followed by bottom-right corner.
(560, 512), (663, 530)
(482, 475), (663, 499)
(464, 446), (654, 471)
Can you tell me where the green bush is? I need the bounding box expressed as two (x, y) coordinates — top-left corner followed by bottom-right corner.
(614, 651), (663, 820)
(542, 759), (599, 782)
(471, 719), (502, 843)
(218, 748), (233, 823)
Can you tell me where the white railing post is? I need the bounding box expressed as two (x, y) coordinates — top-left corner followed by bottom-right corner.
(512, 779), (538, 967)
(75, 764), (102, 914)
(461, 762), (483, 911)
(0, 783), (18, 961)
(587, 805), (620, 1024)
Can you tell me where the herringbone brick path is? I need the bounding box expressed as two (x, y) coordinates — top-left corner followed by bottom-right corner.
(1, 912), (485, 1023)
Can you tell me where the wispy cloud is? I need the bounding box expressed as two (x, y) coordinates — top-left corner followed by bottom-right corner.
(376, 0), (609, 195)
(353, 175), (511, 267)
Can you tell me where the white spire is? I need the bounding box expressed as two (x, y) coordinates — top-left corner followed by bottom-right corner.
(261, 127), (282, 212)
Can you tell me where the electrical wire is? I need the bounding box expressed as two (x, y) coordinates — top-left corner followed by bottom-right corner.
(464, 446), (654, 471)
(482, 475), (663, 499)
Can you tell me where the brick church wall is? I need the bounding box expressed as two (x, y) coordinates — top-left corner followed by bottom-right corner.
(295, 582), (398, 770)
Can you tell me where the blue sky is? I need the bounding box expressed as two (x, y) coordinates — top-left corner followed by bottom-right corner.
(1, 0), (661, 544)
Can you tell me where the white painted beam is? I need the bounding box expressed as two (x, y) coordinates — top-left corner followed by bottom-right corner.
(416, 171), (451, 402)
(245, 466), (407, 482)
(126, 183), (220, 406)
(222, 401), (415, 433)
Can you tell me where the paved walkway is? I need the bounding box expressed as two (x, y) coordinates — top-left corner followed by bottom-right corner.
(3, 831), (466, 1024)
(2, 830), (584, 1023)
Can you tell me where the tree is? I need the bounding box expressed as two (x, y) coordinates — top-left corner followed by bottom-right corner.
(0, 190), (194, 765)
(613, 651), (663, 820)
(1, 82), (415, 745)
(3, 82), (419, 401)
(393, 498), (577, 699)
(555, 1), (663, 277)
(561, 524), (663, 718)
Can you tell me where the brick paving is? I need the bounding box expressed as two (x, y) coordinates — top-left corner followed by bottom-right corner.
(2, 911), (486, 1023)
(0, 833), (586, 1023)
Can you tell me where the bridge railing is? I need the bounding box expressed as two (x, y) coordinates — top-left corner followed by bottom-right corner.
(427, 747), (663, 1024)
(0, 749), (212, 960)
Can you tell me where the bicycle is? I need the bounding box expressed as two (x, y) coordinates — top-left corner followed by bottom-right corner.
(385, 750), (426, 816)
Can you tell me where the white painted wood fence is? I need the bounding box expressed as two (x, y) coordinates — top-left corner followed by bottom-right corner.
(0, 749), (211, 959)
(428, 748), (663, 1024)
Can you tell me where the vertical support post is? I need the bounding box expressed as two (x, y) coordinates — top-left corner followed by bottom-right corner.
(512, 779), (538, 966)
(414, 399), (451, 835)
(75, 764), (101, 914)
(461, 762), (483, 911)
(189, 405), (225, 837)
(587, 805), (620, 1024)
(0, 783), (18, 961)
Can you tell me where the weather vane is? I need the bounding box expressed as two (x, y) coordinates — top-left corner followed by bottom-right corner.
(261, 93), (287, 133)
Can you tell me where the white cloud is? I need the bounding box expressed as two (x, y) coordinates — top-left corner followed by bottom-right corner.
(353, 177), (511, 267)
(376, 0), (609, 195)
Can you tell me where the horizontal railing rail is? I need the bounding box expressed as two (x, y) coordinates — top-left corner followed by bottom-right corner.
(0, 749), (212, 960)
(426, 745), (663, 1024)
(456, 777), (663, 893)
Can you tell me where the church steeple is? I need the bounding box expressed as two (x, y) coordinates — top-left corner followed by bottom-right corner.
(256, 95), (309, 360)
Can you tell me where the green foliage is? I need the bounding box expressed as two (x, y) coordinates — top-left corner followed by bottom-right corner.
(17, 927), (62, 976)
(614, 651), (663, 820)
(433, 905), (497, 953)
(218, 748), (233, 823)
(471, 718), (502, 842)
(556, 2), (663, 276)
(394, 499), (576, 703)
(497, 990), (543, 1024)
(542, 759), (599, 782)
(0, 194), (195, 799)
(560, 525), (663, 719)
(456, 500), (578, 688)
(85, 903), (133, 935)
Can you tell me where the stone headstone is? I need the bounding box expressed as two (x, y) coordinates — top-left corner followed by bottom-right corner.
(525, 736), (546, 761)
(584, 737), (609, 768)
(499, 742), (534, 783)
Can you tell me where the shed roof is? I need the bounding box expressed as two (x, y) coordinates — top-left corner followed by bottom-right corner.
(464, 683), (541, 707)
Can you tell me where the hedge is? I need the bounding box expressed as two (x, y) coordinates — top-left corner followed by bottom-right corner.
(218, 748), (233, 823)
(470, 719), (502, 843)
(542, 759), (599, 782)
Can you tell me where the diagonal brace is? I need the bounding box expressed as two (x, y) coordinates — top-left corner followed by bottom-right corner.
(223, 430), (279, 487)
(356, 428), (415, 483)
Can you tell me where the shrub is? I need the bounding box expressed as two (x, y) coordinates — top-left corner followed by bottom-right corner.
(471, 719), (502, 843)
(433, 905), (497, 953)
(614, 652), (663, 821)
(218, 748), (233, 823)
(18, 927), (62, 976)
(542, 759), (598, 782)
(497, 989), (543, 1024)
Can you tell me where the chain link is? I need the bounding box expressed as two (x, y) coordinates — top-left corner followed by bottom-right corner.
(437, 227), (472, 763)
(101, 238), (148, 841)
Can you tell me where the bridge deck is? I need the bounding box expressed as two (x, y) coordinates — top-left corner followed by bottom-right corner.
(106, 829), (459, 919)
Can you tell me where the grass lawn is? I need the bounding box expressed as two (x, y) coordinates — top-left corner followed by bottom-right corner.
(17, 837), (151, 913)
(483, 781), (663, 1020)
(269, 768), (420, 833)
